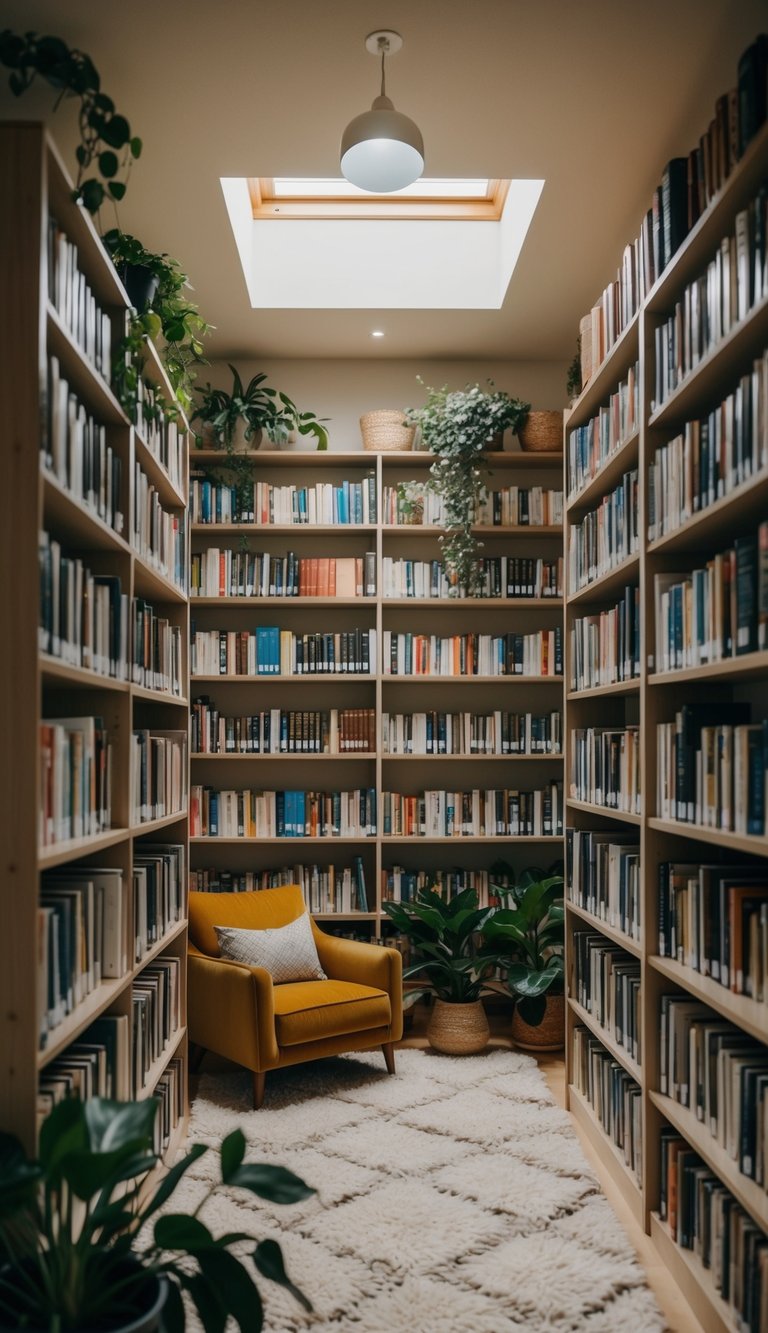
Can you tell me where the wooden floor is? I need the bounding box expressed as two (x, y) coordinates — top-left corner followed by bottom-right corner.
(399, 1005), (702, 1333)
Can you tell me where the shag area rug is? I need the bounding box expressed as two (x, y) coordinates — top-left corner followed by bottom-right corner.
(179, 1047), (667, 1332)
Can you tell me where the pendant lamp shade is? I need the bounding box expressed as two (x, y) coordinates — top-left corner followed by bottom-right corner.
(340, 94), (425, 193)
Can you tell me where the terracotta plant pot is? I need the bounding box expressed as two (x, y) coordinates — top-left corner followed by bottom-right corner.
(511, 993), (565, 1052)
(427, 998), (490, 1055)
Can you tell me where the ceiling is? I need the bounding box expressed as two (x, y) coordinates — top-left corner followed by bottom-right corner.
(0, 0), (765, 361)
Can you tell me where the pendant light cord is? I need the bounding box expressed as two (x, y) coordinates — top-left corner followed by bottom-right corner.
(379, 39), (387, 97)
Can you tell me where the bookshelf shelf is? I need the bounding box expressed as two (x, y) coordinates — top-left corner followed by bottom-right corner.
(648, 954), (768, 1043)
(649, 1090), (768, 1232)
(649, 1215), (732, 1333)
(191, 596), (368, 607)
(137, 1024), (187, 1102)
(382, 752), (563, 762)
(567, 554), (640, 606)
(566, 314), (639, 431)
(646, 468), (768, 555)
(192, 673), (376, 684)
(566, 679), (640, 700)
(566, 430), (640, 516)
(382, 597), (563, 608)
(131, 810), (188, 837)
(190, 523), (378, 534)
(380, 835), (565, 845)
(192, 449), (378, 466)
(378, 450), (565, 470)
(190, 751), (377, 761)
(566, 798), (643, 826)
(568, 1084), (644, 1225)
(647, 817), (768, 857)
(381, 675), (563, 685)
(648, 652), (768, 686)
(190, 836), (375, 846)
(567, 997), (642, 1082)
(382, 524), (563, 536)
(566, 900), (643, 958)
(0, 125), (191, 1155)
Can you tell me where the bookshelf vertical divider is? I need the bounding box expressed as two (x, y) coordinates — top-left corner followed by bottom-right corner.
(564, 120), (768, 1332)
(0, 124), (190, 1157)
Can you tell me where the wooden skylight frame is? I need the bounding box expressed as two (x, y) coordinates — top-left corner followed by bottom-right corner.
(248, 177), (510, 221)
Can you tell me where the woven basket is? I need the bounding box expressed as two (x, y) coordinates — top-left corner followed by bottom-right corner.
(517, 410), (563, 453)
(427, 998), (490, 1055)
(510, 994), (565, 1052)
(360, 409), (415, 452)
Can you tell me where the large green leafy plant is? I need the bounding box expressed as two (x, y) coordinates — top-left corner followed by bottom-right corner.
(483, 874), (565, 1025)
(405, 380), (530, 594)
(193, 365), (329, 451)
(383, 886), (499, 1004)
(0, 1097), (312, 1332)
(0, 30), (141, 214)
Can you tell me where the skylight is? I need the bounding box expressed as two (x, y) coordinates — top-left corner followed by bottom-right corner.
(270, 177), (492, 199)
(249, 177), (510, 221)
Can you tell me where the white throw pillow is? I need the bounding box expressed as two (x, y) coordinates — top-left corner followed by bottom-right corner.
(214, 911), (327, 983)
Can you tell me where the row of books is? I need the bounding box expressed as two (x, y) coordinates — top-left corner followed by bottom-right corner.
(131, 730), (187, 826)
(567, 830), (641, 943)
(382, 709), (562, 756)
(133, 845), (185, 962)
(189, 859), (370, 914)
(190, 787), (377, 839)
(567, 469), (639, 594)
(659, 1129), (767, 1333)
(652, 185), (768, 411)
(380, 784), (564, 838)
(190, 550), (377, 599)
(659, 996), (767, 1196)
(39, 536), (183, 694)
(382, 629), (563, 678)
(569, 587), (640, 690)
(648, 351), (768, 543)
(380, 556), (562, 601)
(132, 957), (181, 1093)
(191, 627), (376, 677)
(381, 865), (513, 908)
(658, 861), (768, 1001)
(132, 462), (186, 592)
(653, 528), (768, 672)
(134, 376), (186, 494)
(569, 725), (641, 815)
(381, 483), (564, 528)
(44, 358), (124, 535)
(656, 704), (767, 834)
(39, 1013), (130, 1112)
(571, 932), (641, 1065)
(191, 701), (376, 755)
(572, 1026), (642, 1184)
(189, 474), (377, 526)
(578, 255), (640, 391)
(39, 716), (112, 847)
(566, 363), (638, 501)
(47, 217), (112, 380)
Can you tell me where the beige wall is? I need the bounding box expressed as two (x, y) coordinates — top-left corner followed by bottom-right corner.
(202, 359), (567, 451)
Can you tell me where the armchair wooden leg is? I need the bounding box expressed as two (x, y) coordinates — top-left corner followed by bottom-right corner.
(253, 1071), (266, 1109)
(382, 1042), (396, 1075)
(189, 1042), (207, 1074)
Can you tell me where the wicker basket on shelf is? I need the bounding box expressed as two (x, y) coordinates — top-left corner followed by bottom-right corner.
(360, 409), (415, 452)
(517, 409), (563, 453)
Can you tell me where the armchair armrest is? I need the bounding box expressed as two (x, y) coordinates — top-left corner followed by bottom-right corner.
(188, 951), (279, 1070)
(312, 928), (403, 1041)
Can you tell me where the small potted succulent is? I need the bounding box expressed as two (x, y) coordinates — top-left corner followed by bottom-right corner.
(405, 380), (530, 594)
(483, 872), (565, 1051)
(193, 364), (329, 452)
(0, 1096), (313, 1332)
(383, 886), (501, 1055)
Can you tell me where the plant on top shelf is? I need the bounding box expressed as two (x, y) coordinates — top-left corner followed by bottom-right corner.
(405, 379), (530, 594)
(192, 364), (329, 451)
(0, 30), (141, 214)
(0, 1095), (313, 1333)
(104, 230), (211, 419)
(482, 872), (565, 1050)
(383, 886), (501, 1055)
(566, 337), (582, 404)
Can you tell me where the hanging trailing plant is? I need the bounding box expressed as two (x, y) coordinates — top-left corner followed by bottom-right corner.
(405, 380), (530, 595)
(0, 30), (141, 214)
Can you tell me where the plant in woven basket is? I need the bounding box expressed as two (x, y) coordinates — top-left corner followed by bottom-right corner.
(383, 886), (500, 1004)
(482, 874), (564, 1025)
(405, 379), (530, 594)
(0, 1095), (313, 1332)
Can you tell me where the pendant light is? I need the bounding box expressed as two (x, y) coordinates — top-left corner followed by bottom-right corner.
(340, 30), (424, 193)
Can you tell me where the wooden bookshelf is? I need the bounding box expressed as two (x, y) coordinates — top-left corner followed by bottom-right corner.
(0, 125), (190, 1155)
(189, 447), (564, 926)
(564, 114), (768, 1331)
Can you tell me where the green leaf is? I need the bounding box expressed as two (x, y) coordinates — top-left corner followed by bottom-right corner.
(39, 1097), (88, 1178)
(0, 1134), (41, 1215)
(130, 136), (143, 158)
(98, 149), (118, 178)
(155, 1213), (215, 1252)
(198, 1251), (265, 1333)
(517, 994), (547, 1026)
(85, 1097), (156, 1153)
(225, 1163), (315, 1204)
(108, 180), (126, 201)
(80, 177), (105, 212)
(184, 1272), (228, 1333)
(161, 1278), (186, 1333)
(100, 112), (130, 147)
(220, 1128), (246, 1182)
(253, 1239), (312, 1312)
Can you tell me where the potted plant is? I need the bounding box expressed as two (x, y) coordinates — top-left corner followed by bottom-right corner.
(405, 380), (530, 594)
(0, 1095), (313, 1332)
(483, 873), (565, 1052)
(192, 365), (329, 452)
(383, 886), (500, 1055)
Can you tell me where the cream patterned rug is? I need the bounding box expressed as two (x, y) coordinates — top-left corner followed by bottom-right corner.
(180, 1048), (667, 1332)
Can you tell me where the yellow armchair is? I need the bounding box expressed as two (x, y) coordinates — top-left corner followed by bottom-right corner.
(188, 885), (403, 1107)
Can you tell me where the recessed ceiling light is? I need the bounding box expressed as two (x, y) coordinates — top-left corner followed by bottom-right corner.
(371, 329), (385, 337)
